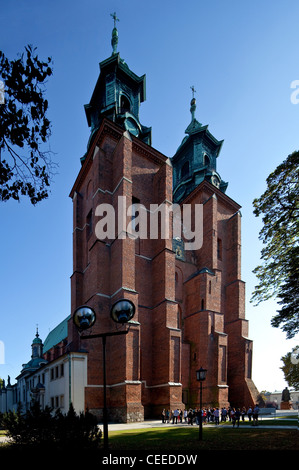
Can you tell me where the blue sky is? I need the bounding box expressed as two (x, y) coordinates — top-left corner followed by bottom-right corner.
(1, 0), (299, 393)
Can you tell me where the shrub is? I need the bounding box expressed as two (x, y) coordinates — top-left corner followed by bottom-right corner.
(0, 402), (102, 449)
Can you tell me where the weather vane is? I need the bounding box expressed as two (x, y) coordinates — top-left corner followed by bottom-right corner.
(190, 85), (196, 99)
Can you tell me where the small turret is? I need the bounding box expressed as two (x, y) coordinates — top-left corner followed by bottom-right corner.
(172, 87), (227, 203)
(31, 327), (43, 359)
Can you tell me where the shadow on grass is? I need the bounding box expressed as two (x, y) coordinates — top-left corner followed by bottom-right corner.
(107, 426), (299, 451)
(0, 426), (298, 457)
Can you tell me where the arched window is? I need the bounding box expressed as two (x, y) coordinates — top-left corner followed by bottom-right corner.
(86, 209), (92, 238)
(181, 161), (189, 179)
(120, 94), (131, 113)
(204, 154), (210, 167)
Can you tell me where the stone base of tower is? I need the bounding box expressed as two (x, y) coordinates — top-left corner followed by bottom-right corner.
(89, 405), (144, 423)
(85, 383), (145, 423)
(109, 404), (144, 423)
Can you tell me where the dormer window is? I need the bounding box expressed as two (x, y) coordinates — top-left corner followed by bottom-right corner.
(181, 161), (190, 179)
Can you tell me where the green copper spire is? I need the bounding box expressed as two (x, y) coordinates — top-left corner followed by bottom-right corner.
(172, 86), (227, 203)
(32, 326), (42, 344)
(190, 86), (196, 121)
(81, 12), (152, 160)
(185, 86), (202, 135)
(110, 12), (119, 55)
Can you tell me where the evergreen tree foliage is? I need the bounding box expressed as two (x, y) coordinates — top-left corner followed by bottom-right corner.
(251, 151), (299, 337)
(272, 246), (299, 338)
(0, 402), (102, 449)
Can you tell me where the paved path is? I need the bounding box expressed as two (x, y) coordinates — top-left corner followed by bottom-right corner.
(100, 414), (298, 432)
(101, 421), (298, 432)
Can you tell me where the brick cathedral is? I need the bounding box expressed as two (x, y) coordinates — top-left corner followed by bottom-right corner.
(67, 19), (259, 422)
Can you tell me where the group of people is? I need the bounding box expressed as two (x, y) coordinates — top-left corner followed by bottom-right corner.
(161, 404), (260, 427)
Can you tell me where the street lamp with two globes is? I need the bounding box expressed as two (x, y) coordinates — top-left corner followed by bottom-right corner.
(73, 299), (136, 451)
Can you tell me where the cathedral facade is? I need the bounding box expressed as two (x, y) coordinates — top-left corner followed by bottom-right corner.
(1, 20), (259, 421)
(66, 21), (259, 422)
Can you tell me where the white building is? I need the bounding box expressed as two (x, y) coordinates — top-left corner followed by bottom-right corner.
(0, 319), (88, 416)
(264, 389), (299, 410)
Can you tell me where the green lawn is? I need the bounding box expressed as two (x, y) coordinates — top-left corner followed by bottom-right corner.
(221, 417), (297, 426)
(106, 425), (299, 451)
(252, 419), (296, 426)
(0, 419), (298, 454)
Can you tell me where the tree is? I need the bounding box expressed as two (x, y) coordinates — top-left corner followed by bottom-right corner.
(280, 347), (299, 390)
(0, 45), (56, 204)
(0, 402), (102, 449)
(251, 151), (299, 336)
(271, 245), (299, 338)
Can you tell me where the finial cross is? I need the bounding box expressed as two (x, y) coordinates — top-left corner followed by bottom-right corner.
(190, 86), (196, 99)
(111, 12), (120, 28)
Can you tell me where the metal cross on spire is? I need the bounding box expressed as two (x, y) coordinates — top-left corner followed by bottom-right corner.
(190, 86), (197, 122)
(110, 12), (120, 54)
(110, 12), (120, 28)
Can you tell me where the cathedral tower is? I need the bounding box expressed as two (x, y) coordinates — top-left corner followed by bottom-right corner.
(172, 94), (259, 408)
(68, 18), (259, 422)
(69, 17), (183, 421)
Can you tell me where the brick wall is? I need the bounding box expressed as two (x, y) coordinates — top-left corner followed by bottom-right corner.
(68, 118), (259, 421)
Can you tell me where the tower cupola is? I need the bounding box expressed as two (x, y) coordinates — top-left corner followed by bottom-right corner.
(82, 13), (151, 160)
(172, 88), (228, 203)
(31, 327), (43, 359)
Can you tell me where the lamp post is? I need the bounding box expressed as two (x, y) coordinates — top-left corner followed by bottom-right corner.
(196, 367), (207, 441)
(73, 299), (135, 451)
